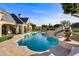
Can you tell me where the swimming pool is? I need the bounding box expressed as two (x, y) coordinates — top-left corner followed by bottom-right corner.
(18, 33), (59, 52)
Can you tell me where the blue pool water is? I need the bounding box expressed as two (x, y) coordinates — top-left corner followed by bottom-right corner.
(18, 33), (59, 52)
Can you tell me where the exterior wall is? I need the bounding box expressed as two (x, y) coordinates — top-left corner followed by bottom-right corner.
(0, 13), (5, 37)
(0, 23), (2, 37)
(21, 24), (24, 34)
(26, 19), (32, 32)
(16, 24), (25, 34)
(2, 24), (15, 35)
(0, 21), (15, 37)
(0, 19), (32, 37)
(0, 23), (28, 37)
(0, 22), (32, 37)
(16, 25), (20, 34)
(0, 10), (16, 37)
(0, 12), (32, 37)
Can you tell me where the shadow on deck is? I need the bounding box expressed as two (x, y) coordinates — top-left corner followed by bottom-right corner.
(30, 46), (71, 56)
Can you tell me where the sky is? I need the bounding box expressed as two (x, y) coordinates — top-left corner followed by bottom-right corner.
(0, 3), (79, 26)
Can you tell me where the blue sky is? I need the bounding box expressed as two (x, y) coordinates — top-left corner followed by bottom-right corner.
(0, 3), (79, 26)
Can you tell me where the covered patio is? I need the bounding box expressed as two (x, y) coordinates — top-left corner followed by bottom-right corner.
(0, 21), (15, 37)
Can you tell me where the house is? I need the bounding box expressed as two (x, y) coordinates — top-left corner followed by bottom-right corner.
(10, 14), (32, 34)
(0, 8), (32, 37)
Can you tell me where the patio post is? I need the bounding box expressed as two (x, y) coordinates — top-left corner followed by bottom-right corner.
(16, 25), (19, 34)
(21, 25), (24, 34)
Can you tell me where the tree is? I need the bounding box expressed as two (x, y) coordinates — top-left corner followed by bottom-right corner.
(53, 24), (62, 30)
(30, 23), (36, 31)
(42, 24), (48, 31)
(61, 3), (79, 18)
(47, 23), (54, 30)
(71, 22), (79, 28)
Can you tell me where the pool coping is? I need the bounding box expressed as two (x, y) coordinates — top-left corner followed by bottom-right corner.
(15, 32), (52, 55)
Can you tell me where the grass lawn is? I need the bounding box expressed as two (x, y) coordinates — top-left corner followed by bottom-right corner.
(72, 32), (79, 35)
(0, 34), (14, 42)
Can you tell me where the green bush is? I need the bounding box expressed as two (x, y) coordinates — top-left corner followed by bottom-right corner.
(0, 34), (14, 42)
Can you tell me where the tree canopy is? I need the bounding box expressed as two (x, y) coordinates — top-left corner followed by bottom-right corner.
(30, 23), (36, 31)
(61, 3), (79, 18)
(71, 22), (79, 28)
(53, 24), (62, 28)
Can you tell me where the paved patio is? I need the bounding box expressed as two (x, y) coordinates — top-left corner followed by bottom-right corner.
(0, 32), (79, 56)
(0, 34), (37, 56)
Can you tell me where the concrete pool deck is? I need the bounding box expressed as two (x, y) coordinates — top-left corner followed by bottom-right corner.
(0, 34), (38, 56)
(0, 32), (79, 56)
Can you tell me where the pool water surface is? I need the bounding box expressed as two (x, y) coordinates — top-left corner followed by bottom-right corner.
(18, 33), (59, 52)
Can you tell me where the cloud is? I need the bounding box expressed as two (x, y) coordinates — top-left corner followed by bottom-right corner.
(31, 17), (55, 26)
(52, 13), (79, 24)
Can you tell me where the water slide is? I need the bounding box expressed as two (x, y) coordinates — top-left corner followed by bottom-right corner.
(54, 27), (64, 36)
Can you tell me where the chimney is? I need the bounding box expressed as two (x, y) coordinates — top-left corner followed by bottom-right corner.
(18, 13), (21, 18)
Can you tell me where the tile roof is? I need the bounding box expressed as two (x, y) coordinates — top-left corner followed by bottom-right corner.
(0, 8), (16, 23)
